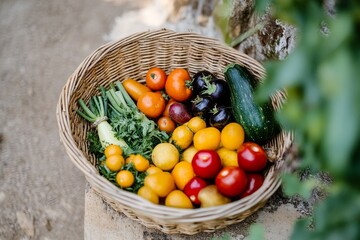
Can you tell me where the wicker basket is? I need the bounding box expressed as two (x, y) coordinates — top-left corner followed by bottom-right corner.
(56, 29), (293, 234)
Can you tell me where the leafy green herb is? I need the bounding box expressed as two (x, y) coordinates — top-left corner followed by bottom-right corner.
(106, 81), (169, 159)
(87, 130), (104, 160)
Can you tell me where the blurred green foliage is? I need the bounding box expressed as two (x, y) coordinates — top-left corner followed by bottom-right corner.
(213, 0), (234, 44)
(215, 0), (360, 239)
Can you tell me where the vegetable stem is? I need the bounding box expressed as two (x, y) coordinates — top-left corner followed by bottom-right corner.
(116, 81), (137, 110)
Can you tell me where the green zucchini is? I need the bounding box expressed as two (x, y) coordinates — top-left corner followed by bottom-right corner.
(224, 63), (279, 144)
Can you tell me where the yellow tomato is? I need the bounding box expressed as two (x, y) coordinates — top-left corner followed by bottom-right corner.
(193, 127), (221, 150)
(146, 166), (163, 175)
(144, 172), (175, 197)
(187, 117), (206, 133)
(104, 144), (123, 158)
(171, 161), (195, 190)
(180, 145), (198, 163)
(137, 186), (159, 204)
(165, 190), (193, 209)
(217, 147), (239, 167)
(125, 154), (136, 164)
(151, 143), (179, 171)
(132, 154), (150, 172)
(220, 122), (245, 150)
(105, 155), (124, 172)
(170, 125), (193, 150)
(116, 170), (134, 188)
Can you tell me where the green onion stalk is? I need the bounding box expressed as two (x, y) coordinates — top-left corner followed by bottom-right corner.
(76, 88), (131, 152)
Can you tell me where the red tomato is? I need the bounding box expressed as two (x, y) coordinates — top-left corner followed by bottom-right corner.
(183, 176), (208, 205)
(165, 68), (192, 102)
(137, 92), (165, 119)
(192, 150), (222, 179)
(215, 166), (247, 197)
(237, 142), (267, 172)
(240, 173), (264, 198)
(146, 67), (167, 91)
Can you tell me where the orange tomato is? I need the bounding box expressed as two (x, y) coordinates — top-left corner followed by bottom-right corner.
(132, 154), (150, 172)
(104, 144), (123, 158)
(220, 122), (245, 150)
(187, 117), (207, 133)
(146, 166), (163, 175)
(122, 79), (151, 101)
(165, 190), (193, 209)
(137, 186), (159, 204)
(165, 68), (192, 102)
(125, 154), (136, 164)
(193, 127), (221, 150)
(171, 161), (195, 190)
(146, 67), (167, 91)
(157, 116), (176, 133)
(105, 155), (125, 172)
(144, 172), (175, 197)
(116, 170), (134, 188)
(137, 92), (165, 118)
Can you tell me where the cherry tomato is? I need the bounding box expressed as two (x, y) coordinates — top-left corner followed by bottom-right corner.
(192, 150), (222, 179)
(157, 116), (176, 133)
(240, 173), (264, 198)
(237, 142), (267, 172)
(165, 68), (192, 102)
(116, 170), (134, 188)
(146, 67), (167, 90)
(132, 154), (150, 172)
(122, 78), (151, 101)
(104, 144), (123, 158)
(105, 155), (124, 172)
(183, 176), (208, 205)
(215, 166), (248, 197)
(146, 166), (163, 175)
(137, 92), (165, 118)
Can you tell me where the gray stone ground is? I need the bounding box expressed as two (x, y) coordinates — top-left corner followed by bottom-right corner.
(0, 0), (305, 239)
(0, 0), (136, 239)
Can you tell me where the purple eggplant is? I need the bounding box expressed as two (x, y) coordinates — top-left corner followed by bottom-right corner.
(209, 105), (233, 129)
(201, 79), (230, 104)
(191, 70), (216, 94)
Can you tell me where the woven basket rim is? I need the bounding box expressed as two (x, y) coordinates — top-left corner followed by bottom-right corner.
(56, 28), (293, 228)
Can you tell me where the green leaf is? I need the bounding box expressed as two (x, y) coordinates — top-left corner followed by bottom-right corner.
(282, 173), (316, 199)
(247, 223), (265, 240)
(213, 0), (234, 44)
(320, 49), (359, 176)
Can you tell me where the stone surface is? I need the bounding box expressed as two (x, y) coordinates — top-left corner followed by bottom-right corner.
(0, 0), (138, 239)
(85, 184), (300, 240)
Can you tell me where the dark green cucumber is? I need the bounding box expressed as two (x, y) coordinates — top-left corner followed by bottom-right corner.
(224, 63), (279, 144)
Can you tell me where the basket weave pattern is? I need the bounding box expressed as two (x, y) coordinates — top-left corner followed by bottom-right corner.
(56, 29), (293, 234)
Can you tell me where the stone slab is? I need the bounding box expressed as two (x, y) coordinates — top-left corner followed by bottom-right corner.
(84, 183), (300, 240)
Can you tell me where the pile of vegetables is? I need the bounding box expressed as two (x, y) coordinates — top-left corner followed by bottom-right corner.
(77, 64), (279, 208)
